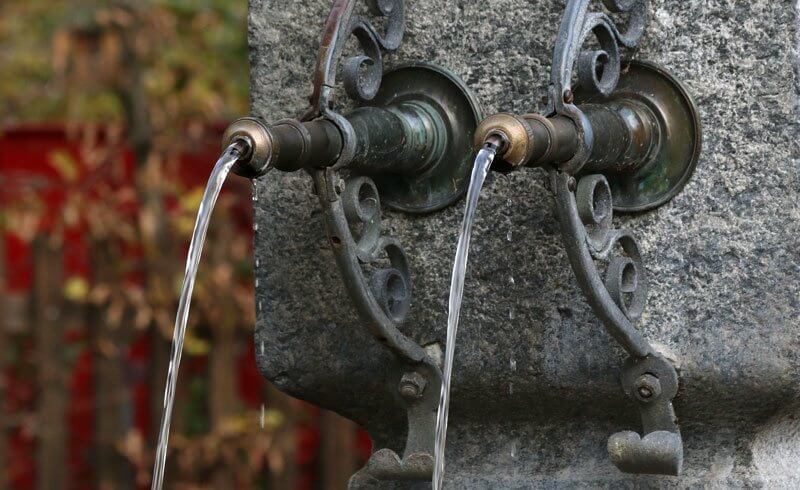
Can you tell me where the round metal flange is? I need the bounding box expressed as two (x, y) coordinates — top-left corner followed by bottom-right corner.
(365, 62), (483, 213)
(575, 60), (702, 213)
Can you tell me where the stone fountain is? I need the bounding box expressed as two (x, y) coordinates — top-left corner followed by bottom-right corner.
(240, 0), (800, 487)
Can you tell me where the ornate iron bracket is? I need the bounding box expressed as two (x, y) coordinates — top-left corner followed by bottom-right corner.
(549, 0), (696, 475)
(550, 170), (682, 475)
(258, 2), (440, 485)
(547, 4), (688, 475)
(473, 0), (701, 476)
(306, 4), (441, 485)
(224, 0), (482, 486)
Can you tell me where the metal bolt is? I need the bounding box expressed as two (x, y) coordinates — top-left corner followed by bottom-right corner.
(563, 89), (574, 104)
(567, 177), (578, 192)
(334, 178), (345, 195)
(634, 374), (661, 401)
(398, 372), (427, 400)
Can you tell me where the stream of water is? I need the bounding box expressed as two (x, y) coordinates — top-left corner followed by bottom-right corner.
(151, 143), (244, 490)
(433, 145), (497, 490)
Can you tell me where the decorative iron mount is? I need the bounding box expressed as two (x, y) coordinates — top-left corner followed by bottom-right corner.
(222, 0), (481, 486)
(474, 0), (701, 476)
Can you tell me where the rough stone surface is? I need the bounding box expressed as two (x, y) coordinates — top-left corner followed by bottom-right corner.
(249, 0), (800, 486)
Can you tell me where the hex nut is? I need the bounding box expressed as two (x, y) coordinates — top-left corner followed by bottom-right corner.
(399, 372), (427, 400)
(634, 373), (662, 401)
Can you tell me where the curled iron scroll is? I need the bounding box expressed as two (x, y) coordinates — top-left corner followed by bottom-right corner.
(551, 170), (683, 474)
(342, 176), (412, 324)
(551, 170), (652, 357)
(300, 1), (431, 369)
(308, 0), (405, 119)
(575, 175), (646, 320)
(314, 169), (428, 366)
(548, 0), (648, 173)
(551, 0), (648, 101)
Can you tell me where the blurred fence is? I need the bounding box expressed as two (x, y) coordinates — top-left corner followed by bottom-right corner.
(0, 125), (369, 489)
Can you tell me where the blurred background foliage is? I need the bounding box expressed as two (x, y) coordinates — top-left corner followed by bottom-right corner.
(0, 1), (366, 489)
(0, 0), (249, 127)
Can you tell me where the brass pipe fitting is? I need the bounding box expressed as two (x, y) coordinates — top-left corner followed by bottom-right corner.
(475, 99), (666, 178)
(474, 113), (580, 172)
(473, 113), (535, 170)
(222, 101), (452, 180)
(222, 117), (343, 177)
(222, 117), (273, 177)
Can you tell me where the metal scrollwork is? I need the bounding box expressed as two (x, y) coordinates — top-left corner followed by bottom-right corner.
(302, 0), (428, 367)
(551, 169), (683, 475)
(544, 4), (685, 466)
(308, 0), (405, 119)
(550, 0), (648, 101)
(549, 0), (648, 174)
(341, 176), (412, 324)
(551, 171), (651, 357)
(575, 175), (646, 321)
(301, 2), (440, 486)
(312, 168), (427, 366)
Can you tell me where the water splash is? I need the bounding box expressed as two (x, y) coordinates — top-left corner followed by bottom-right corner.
(151, 143), (244, 490)
(433, 145), (496, 489)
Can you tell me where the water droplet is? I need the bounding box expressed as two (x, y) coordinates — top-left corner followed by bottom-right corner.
(260, 342), (265, 356)
(260, 404), (266, 429)
(257, 300), (262, 312)
(255, 278), (260, 288)
(509, 309), (516, 320)
(253, 223), (259, 232)
(509, 276), (515, 284)
(506, 230), (512, 242)
(510, 441), (517, 459)
(510, 358), (517, 371)
(508, 382), (514, 395)
(255, 258), (260, 268)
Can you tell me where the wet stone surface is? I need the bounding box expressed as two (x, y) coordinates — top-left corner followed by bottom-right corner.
(249, 0), (800, 487)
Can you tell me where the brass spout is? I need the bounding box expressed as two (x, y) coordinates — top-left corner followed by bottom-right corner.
(222, 101), (449, 180)
(473, 63), (701, 213)
(474, 114), (532, 169)
(474, 113), (580, 173)
(222, 117), (342, 177)
(475, 102), (665, 176)
(222, 64), (482, 213)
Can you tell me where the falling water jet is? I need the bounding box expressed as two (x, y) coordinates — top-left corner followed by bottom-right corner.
(433, 134), (506, 490)
(151, 138), (254, 490)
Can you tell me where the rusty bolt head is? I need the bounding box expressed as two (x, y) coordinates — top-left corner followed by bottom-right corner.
(399, 372), (427, 400)
(567, 177), (578, 192)
(334, 178), (345, 195)
(634, 374), (661, 401)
